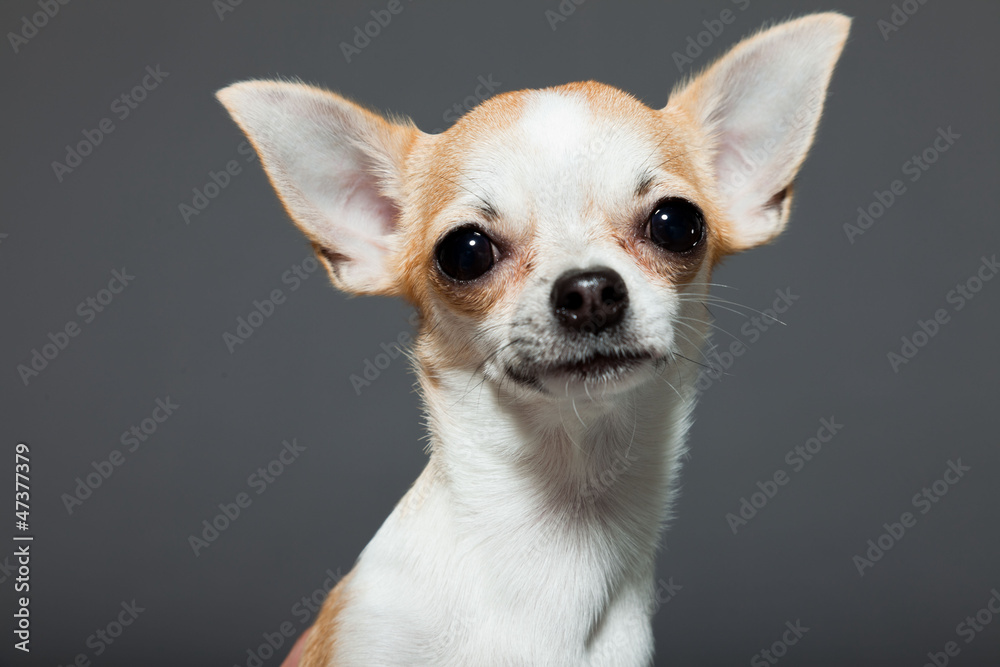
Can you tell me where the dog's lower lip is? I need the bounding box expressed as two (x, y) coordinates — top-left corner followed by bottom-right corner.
(553, 351), (653, 376)
(505, 351), (657, 389)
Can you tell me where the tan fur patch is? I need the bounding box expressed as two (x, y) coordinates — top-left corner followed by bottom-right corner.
(299, 569), (355, 667)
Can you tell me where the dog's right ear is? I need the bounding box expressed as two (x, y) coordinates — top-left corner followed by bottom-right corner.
(217, 81), (419, 295)
(667, 13), (850, 253)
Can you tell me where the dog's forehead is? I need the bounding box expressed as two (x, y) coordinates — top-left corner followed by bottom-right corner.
(514, 89), (605, 157)
(420, 83), (683, 236)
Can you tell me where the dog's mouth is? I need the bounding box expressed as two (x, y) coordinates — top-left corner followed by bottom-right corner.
(505, 350), (657, 391)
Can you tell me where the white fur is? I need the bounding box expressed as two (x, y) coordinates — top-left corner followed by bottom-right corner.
(217, 13), (850, 666)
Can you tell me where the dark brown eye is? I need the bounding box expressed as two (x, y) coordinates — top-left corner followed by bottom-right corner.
(648, 198), (705, 253)
(436, 227), (495, 281)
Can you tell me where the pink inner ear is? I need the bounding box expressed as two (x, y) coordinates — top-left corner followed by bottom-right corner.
(342, 170), (400, 238)
(714, 129), (772, 197)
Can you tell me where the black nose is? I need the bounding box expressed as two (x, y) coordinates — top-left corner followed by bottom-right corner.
(551, 267), (629, 334)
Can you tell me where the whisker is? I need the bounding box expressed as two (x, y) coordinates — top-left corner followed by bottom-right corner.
(557, 401), (588, 458)
(680, 282), (739, 290)
(623, 393), (639, 461)
(676, 295), (786, 325)
(569, 382), (587, 428)
(670, 318), (722, 357)
(655, 362), (685, 401)
(674, 314), (742, 344)
(672, 351), (716, 373)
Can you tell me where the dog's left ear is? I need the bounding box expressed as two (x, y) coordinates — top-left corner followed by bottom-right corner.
(667, 13), (850, 251)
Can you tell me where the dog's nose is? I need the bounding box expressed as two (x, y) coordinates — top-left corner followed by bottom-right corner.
(552, 267), (629, 334)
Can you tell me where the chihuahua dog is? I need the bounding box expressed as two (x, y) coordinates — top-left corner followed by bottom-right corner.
(219, 13), (849, 666)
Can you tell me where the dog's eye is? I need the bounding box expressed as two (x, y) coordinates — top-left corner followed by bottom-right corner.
(648, 198), (705, 253)
(436, 227), (495, 281)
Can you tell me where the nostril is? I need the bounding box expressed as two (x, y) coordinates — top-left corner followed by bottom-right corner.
(601, 284), (622, 304)
(564, 292), (584, 311)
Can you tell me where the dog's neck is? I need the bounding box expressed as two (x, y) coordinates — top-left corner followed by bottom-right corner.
(347, 366), (701, 662)
(418, 366), (698, 574)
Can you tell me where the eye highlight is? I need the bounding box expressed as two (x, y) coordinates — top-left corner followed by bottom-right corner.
(647, 198), (705, 253)
(436, 226), (496, 281)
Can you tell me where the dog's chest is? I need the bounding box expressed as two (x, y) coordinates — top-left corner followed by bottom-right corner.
(328, 452), (666, 665)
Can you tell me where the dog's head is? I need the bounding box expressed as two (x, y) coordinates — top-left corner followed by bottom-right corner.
(218, 14), (849, 400)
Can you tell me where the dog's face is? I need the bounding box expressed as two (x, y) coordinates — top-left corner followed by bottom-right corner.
(397, 83), (721, 396)
(218, 14), (849, 400)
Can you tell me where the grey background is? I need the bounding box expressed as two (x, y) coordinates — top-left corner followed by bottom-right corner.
(1, 0), (998, 665)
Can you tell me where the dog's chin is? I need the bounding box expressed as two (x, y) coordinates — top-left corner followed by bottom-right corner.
(505, 351), (660, 396)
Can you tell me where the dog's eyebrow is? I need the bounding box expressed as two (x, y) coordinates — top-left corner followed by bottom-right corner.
(635, 172), (655, 198)
(476, 202), (499, 219)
